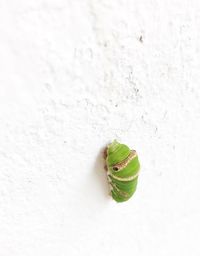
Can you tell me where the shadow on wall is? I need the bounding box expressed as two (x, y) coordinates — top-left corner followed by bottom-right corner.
(92, 146), (111, 201)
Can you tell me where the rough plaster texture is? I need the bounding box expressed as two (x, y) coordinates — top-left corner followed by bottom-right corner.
(0, 0), (200, 255)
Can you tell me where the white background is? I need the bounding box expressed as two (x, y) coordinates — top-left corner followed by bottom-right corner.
(0, 0), (200, 255)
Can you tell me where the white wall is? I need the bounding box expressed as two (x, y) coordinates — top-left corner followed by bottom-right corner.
(0, 1), (200, 255)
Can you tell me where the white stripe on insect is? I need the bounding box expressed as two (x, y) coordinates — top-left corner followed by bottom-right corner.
(110, 183), (129, 198)
(110, 170), (140, 181)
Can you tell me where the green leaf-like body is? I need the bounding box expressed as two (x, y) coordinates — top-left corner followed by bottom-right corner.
(105, 140), (140, 202)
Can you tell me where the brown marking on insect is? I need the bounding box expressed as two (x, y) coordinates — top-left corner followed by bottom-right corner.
(113, 167), (119, 171)
(103, 147), (107, 160)
(112, 150), (137, 171)
(111, 183), (129, 198)
(103, 147), (108, 171)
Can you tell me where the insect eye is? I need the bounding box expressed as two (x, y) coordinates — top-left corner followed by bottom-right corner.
(113, 167), (119, 171)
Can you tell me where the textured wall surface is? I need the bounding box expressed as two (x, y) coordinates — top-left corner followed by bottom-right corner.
(0, 1), (200, 255)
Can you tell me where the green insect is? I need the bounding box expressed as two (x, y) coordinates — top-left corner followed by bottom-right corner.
(104, 140), (140, 202)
